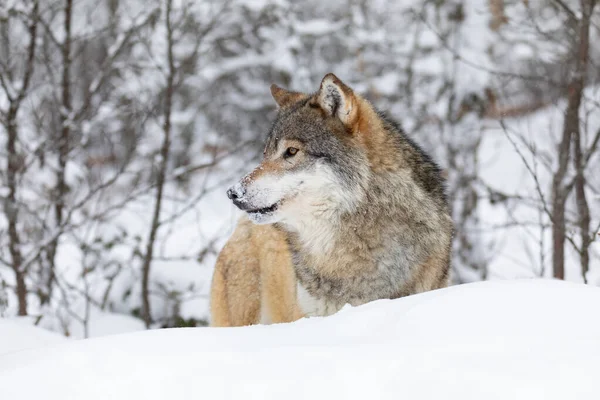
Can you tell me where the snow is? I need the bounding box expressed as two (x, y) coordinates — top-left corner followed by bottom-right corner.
(371, 72), (400, 96)
(1, 279), (599, 399)
(293, 19), (346, 36)
(64, 309), (147, 339)
(0, 318), (66, 356)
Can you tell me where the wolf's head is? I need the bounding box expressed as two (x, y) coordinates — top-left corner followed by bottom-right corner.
(227, 74), (373, 225)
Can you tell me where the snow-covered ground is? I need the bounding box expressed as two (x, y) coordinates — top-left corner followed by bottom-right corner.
(0, 318), (66, 355)
(1, 279), (599, 399)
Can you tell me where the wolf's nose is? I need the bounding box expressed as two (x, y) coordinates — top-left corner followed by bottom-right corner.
(227, 185), (245, 201)
(226, 188), (238, 200)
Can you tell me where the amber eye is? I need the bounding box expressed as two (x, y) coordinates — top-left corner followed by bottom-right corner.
(284, 147), (299, 158)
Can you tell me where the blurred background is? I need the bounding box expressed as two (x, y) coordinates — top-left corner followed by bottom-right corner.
(0, 0), (599, 337)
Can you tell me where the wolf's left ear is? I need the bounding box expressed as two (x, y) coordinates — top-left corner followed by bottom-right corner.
(316, 73), (357, 127)
(270, 84), (305, 109)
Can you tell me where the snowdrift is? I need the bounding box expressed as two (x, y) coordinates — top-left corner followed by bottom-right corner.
(1, 279), (599, 399)
(0, 319), (66, 355)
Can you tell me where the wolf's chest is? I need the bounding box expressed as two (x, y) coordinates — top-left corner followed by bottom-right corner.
(288, 224), (409, 310)
(296, 283), (343, 317)
(292, 246), (409, 310)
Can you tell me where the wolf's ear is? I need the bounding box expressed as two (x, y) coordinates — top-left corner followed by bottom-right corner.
(270, 84), (304, 109)
(316, 73), (357, 127)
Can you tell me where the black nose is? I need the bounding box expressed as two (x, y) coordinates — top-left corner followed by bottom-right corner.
(227, 185), (245, 200)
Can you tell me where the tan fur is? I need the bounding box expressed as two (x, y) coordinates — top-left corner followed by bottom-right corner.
(270, 84), (308, 109)
(210, 217), (303, 326)
(353, 96), (403, 173)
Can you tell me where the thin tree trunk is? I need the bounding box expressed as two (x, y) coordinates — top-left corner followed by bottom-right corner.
(3, 2), (39, 315)
(572, 0), (596, 282)
(141, 0), (175, 328)
(574, 131), (591, 282)
(7, 107), (27, 315)
(551, 0), (596, 280)
(551, 192), (567, 280)
(44, 0), (73, 304)
(552, 94), (574, 280)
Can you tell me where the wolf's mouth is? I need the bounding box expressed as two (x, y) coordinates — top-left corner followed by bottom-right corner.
(246, 202), (279, 215)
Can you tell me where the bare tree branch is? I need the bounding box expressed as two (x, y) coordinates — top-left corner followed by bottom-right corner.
(552, 0), (578, 22)
(141, 0), (175, 328)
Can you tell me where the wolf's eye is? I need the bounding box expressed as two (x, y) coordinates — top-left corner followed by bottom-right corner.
(284, 147), (299, 158)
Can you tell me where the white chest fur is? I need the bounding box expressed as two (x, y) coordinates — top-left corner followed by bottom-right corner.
(296, 283), (343, 317)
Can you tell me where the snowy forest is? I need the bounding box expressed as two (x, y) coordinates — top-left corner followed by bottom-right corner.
(0, 0), (599, 337)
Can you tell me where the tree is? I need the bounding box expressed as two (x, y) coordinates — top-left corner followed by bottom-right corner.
(0, 0), (39, 315)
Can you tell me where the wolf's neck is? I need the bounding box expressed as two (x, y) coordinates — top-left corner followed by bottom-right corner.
(284, 167), (434, 270)
(282, 207), (341, 257)
(284, 174), (392, 257)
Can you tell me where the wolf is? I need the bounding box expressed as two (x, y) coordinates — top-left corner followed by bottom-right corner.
(210, 73), (453, 326)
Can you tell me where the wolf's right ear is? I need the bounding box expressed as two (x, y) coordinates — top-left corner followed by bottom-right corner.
(316, 73), (358, 127)
(270, 84), (305, 109)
